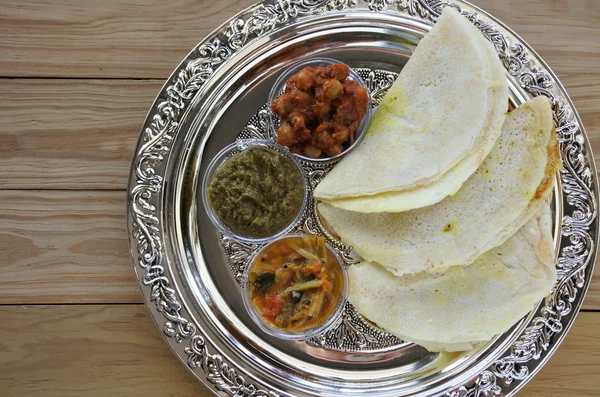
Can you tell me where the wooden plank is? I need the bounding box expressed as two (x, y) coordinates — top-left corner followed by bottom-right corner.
(0, 0), (598, 80)
(0, 77), (598, 191)
(0, 305), (211, 397)
(477, 1), (600, 166)
(1, 189), (599, 308)
(0, 305), (597, 397)
(585, 254), (600, 310)
(0, 0), (256, 79)
(481, 0), (600, 78)
(0, 79), (160, 190)
(0, 190), (141, 304)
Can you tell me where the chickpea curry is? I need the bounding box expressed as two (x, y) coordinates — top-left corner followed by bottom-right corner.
(248, 235), (345, 332)
(271, 63), (369, 159)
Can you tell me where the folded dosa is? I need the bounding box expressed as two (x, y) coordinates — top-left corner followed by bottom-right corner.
(320, 15), (509, 213)
(347, 202), (556, 352)
(314, 8), (508, 210)
(319, 97), (560, 276)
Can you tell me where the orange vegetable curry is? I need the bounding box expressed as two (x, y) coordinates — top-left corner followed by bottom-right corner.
(248, 235), (345, 332)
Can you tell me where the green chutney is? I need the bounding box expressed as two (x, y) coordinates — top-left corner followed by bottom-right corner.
(207, 146), (304, 238)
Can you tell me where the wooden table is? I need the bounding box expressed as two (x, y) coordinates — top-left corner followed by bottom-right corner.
(1, 0), (598, 395)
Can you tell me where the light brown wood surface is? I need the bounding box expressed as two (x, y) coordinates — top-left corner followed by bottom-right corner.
(0, 0), (598, 396)
(0, 306), (596, 397)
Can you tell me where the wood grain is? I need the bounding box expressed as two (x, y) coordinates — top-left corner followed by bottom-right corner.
(1, 189), (599, 308)
(0, 0), (256, 79)
(0, 305), (211, 397)
(0, 0), (598, 81)
(0, 305), (596, 397)
(0, 190), (140, 304)
(0, 2), (598, 190)
(520, 311), (600, 397)
(0, 79), (161, 190)
(1, 0), (599, 396)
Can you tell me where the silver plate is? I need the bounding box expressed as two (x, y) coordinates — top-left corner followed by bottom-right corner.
(127, 0), (598, 396)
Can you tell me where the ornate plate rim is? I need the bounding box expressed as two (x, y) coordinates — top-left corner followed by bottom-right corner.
(127, 1), (599, 396)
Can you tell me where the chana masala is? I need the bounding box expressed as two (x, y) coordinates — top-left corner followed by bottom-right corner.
(271, 63), (369, 159)
(248, 235), (345, 332)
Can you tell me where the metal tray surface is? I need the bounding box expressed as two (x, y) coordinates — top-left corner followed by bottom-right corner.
(127, 1), (598, 396)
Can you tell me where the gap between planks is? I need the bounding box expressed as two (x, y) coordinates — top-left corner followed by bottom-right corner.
(2, 301), (598, 311)
(0, 70), (598, 190)
(1, 189), (599, 308)
(0, 76), (165, 81)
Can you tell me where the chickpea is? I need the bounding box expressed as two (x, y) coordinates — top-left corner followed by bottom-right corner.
(314, 125), (330, 142)
(293, 91), (312, 107)
(343, 79), (359, 93)
(323, 79), (343, 100)
(353, 86), (369, 112)
(279, 121), (292, 134)
(303, 145), (322, 159)
(332, 127), (349, 143)
(290, 114), (305, 130)
(326, 144), (343, 156)
(277, 122), (295, 146)
(271, 96), (287, 117)
(329, 64), (350, 81)
(296, 69), (314, 92)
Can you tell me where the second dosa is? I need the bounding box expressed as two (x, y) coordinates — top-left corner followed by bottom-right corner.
(319, 97), (560, 276)
(347, 202), (556, 352)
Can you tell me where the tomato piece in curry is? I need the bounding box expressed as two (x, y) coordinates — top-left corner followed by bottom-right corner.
(248, 235), (345, 332)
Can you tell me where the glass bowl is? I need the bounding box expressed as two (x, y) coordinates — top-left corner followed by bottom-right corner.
(267, 57), (372, 163)
(202, 139), (307, 244)
(241, 234), (348, 340)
